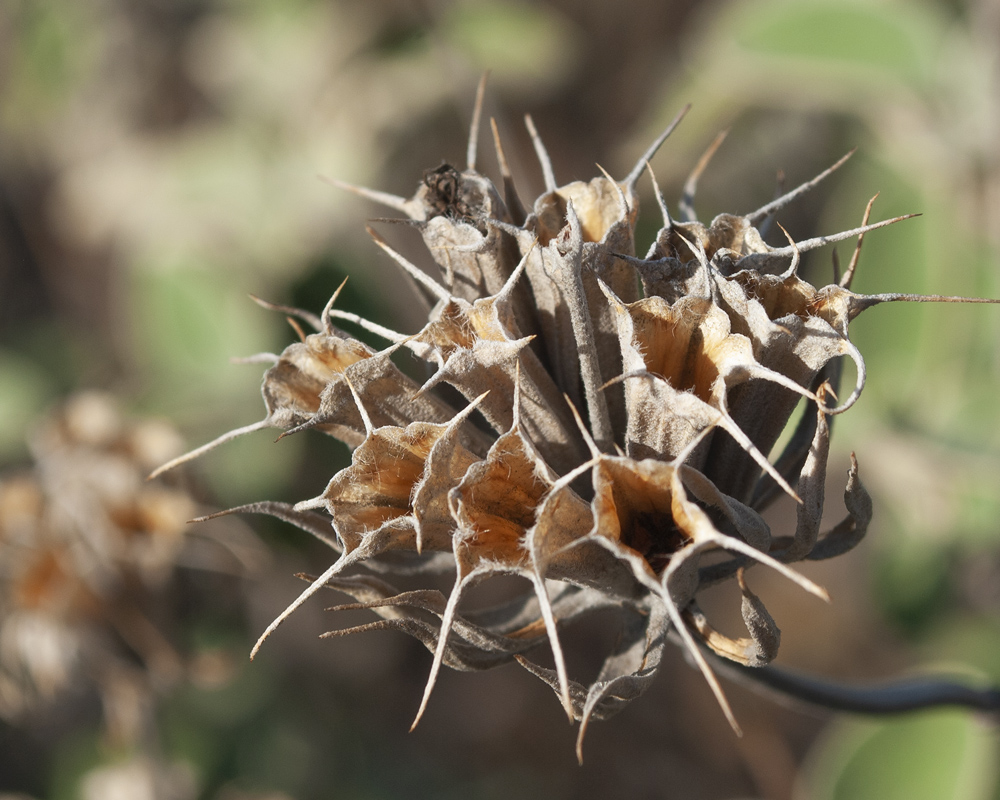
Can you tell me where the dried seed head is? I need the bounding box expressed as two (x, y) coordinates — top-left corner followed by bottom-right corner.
(0, 393), (262, 734)
(161, 91), (998, 757)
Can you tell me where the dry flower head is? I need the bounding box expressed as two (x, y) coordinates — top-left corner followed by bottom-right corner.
(157, 82), (998, 758)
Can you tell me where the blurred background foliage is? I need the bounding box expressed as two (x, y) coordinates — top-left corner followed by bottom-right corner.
(1, 0), (999, 798)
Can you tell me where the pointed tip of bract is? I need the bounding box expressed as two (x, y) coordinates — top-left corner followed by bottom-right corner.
(250, 559), (348, 662)
(409, 692), (431, 732)
(368, 225), (452, 303)
(679, 128), (729, 222)
(148, 419), (271, 480)
(466, 71), (490, 172)
(747, 148), (857, 223)
(575, 716), (593, 764)
(623, 102), (691, 192)
(188, 507), (238, 524)
(321, 277), (350, 333)
(320, 174), (416, 216)
(840, 192), (880, 289)
(662, 589), (742, 735)
(529, 572), (575, 723)
(249, 294), (324, 332)
(525, 113), (557, 193)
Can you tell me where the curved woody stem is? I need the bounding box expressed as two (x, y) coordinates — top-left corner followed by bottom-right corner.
(716, 657), (1000, 717)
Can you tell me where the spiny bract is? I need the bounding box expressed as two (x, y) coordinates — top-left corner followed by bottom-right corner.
(157, 85), (993, 758)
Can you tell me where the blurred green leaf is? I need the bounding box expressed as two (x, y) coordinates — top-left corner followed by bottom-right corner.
(126, 261), (307, 503)
(442, 1), (579, 87)
(48, 731), (105, 800)
(921, 617), (1000, 684)
(171, 657), (275, 730)
(2, 0), (95, 128)
(804, 712), (998, 800)
(160, 710), (224, 789)
(369, 20), (430, 57)
(128, 261), (278, 409)
(0, 349), (56, 462)
(207, 424), (305, 504)
(736, 0), (940, 83)
(872, 537), (952, 636)
(955, 482), (1000, 550)
(234, 720), (313, 795)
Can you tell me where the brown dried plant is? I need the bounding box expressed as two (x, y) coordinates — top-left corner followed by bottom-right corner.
(0, 392), (263, 742)
(155, 81), (999, 758)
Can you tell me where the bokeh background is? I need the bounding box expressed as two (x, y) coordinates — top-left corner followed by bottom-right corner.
(2, 0), (1000, 798)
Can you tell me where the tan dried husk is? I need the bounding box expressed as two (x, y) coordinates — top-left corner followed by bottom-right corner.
(158, 91), (997, 759)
